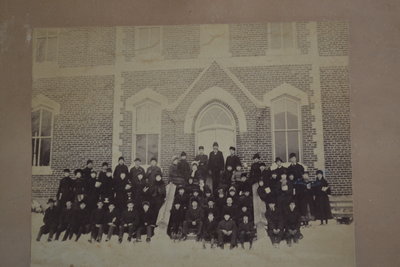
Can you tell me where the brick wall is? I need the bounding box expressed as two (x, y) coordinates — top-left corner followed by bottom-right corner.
(58, 27), (116, 67)
(32, 75), (114, 199)
(229, 23), (268, 57)
(317, 21), (349, 56)
(163, 25), (200, 59)
(296, 22), (311, 55)
(320, 66), (352, 195)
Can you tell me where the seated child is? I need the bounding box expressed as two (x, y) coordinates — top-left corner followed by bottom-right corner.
(217, 212), (237, 249)
(36, 198), (58, 242)
(238, 215), (255, 249)
(202, 212), (219, 249)
(167, 201), (185, 241)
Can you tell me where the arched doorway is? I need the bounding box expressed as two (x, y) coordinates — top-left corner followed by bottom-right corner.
(195, 103), (236, 158)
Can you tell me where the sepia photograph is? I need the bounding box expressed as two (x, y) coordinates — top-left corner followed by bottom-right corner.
(30, 22), (355, 266)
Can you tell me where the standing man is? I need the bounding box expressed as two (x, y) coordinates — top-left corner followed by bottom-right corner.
(208, 142), (224, 192)
(287, 153), (304, 181)
(129, 158), (145, 181)
(146, 157), (162, 186)
(194, 146), (209, 180)
(225, 146), (241, 171)
(113, 156), (129, 180)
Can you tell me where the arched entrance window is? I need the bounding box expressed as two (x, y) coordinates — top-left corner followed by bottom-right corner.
(195, 103), (236, 158)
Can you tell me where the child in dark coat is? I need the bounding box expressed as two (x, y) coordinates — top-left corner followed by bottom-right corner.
(202, 212), (219, 249)
(265, 202), (285, 247)
(55, 200), (74, 241)
(182, 200), (204, 241)
(70, 201), (91, 241)
(313, 170), (333, 225)
(284, 201), (302, 247)
(36, 198), (59, 242)
(137, 201), (157, 242)
(150, 174), (166, 217)
(104, 202), (119, 242)
(88, 200), (106, 243)
(238, 215), (255, 249)
(167, 201), (185, 241)
(217, 212), (237, 249)
(118, 201), (140, 243)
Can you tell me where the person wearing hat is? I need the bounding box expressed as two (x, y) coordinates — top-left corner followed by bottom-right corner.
(215, 188), (227, 213)
(265, 202), (284, 248)
(189, 162), (201, 183)
(56, 168), (74, 208)
(222, 196), (239, 223)
(259, 162), (270, 184)
(177, 151), (191, 183)
(98, 162), (109, 182)
(287, 153), (304, 180)
(296, 172), (315, 227)
(145, 157), (162, 186)
(113, 171), (131, 211)
(194, 146), (209, 180)
(168, 155), (182, 185)
(148, 173), (166, 217)
(89, 200), (106, 243)
(182, 200), (204, 241)
(276, 171), (294, 212)
(225, 146), (242, 172)
(204, 197), (220, 221)
(202, 212), (219, 249)
(137, 201), (157, 242)
(217, 211), (237, 249)
(238, 186), (253, 217)
(167, 201), (185, 240)
(36, 198), (59, 242)
(82, 159), (94, 182)
(129, 158), (145, 182)
(113, 156), (129, 180)
(221, 165), (234, 190)
(189, 188), (202, 208)
(185, 176), (199, 196)
(208, 142), (225, 192)
(118, 200), (140, 243)
(101, 168), (114, 202)
(55, 200), (74, 241)
(284, 201), (302, 247)
(313, 170), (332, 225)
(72, 169), (86, 203)
(70, 201), (91, 242)
(104, 202), (119, 242)
(238, 215), (255, 249)
(174, 185), (189, 210)
(249, 153), (262, 184)
(274, 157), (287, 179)
(87, 170), (102, 212)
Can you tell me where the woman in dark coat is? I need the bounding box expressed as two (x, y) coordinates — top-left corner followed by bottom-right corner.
(149, 174), (166, 217)
(313, 170), (333, 224)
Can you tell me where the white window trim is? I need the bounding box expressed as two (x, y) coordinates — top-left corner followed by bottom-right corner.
(126, 89), (166, 168)
(134, 26), (163, 60)
(266, 22), (299, 56)
(31, 95), (59, 175)
(271, 95), (303, 163)
(34, 28), (59, 63)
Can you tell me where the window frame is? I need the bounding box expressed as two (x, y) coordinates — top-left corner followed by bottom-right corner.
(134, 26), (163, 58)
(31, 106), (55, 175)
(271, 95), (303, 162)
(132, 100), (162, 168)
(34, 28), (59, 63)
(267, 22), (299, 55)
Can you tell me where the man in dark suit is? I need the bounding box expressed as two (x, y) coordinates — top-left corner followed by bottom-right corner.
(208, 142), (224, 192)
(225, 146), (241, 171)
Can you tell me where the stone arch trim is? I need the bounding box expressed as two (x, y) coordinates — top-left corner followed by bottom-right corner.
(184, 86), (247, 134)
(125, 88), (168, 111)
(263, 83), (309, 107)
(32, 94), (61, 115)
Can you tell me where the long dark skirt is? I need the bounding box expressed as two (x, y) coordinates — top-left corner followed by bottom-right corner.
(314, 194), (332, 220)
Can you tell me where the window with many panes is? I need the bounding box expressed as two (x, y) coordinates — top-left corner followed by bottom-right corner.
(35, 29), (58, 63)
(134, 101), (161, 165)
(268, 23), (297, 54)
(272, 96), (302, 162)
(136, 27), (162, 56)
(32, 108), (54, 167)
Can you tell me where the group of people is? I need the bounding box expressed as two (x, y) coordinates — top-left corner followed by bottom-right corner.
(36, 141), (332, 249)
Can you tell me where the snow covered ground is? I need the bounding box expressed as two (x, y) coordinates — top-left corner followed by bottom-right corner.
(31, 213), (355, 267)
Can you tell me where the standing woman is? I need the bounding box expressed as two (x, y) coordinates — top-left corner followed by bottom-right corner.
(313, 170), (333, 225)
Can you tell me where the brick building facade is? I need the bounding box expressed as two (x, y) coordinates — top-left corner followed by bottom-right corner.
(31, 22), (352, 200)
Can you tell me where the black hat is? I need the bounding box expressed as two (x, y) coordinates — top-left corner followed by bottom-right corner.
(134, 158), (141, 162)
(289, 153), (297, 159)
(79, 201), (87, 206)
(281, 169), (287, 175)
(229, 146), (236, 151)
(97, 199), (103, 204)
(192, 188), (200, 193)
(142, 201), (150, 207)
(316, 170), (324, 175)
(87, 159), (93, 165)
(275, 157), (283, 163)
(127, 200), (134, 205)
(191, 199), (198, 204)
(118, 156), (125, 161)
(241, 172), (248, 178)
(150, 157), (157, 162)
(173, 200), (182, 206)
(260, 162), (266, 167)
(63, 168), (70, 173)
(228, 186), (236, 192)
(74, 169), (83, 175)
(271, 170), (277, 175)
(181, 151), (187, 157)
(198, 146), (204, 150)
(177, 185), (185, 190)
(253, 153), (260, 159)
(47, 198), (55, 204)
(102, 162), (108, 167)
(91, 170), (97, 174)
(106, 168), (112, 172)
(191, 162), (198, 166)
(213, 142), (219, 147)
(207, 197), (215, 203)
